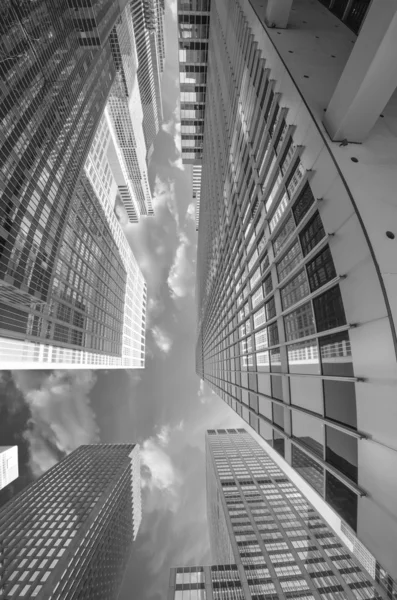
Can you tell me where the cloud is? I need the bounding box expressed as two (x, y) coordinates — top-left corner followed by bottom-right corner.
(169, 156), (184, 171)
(11, 371), (99, 476)
(167, 233), (195, 299)
(152, 175), (179, 228)
(168, 0), (177, 21)
(186, 202), (195, 222)
(157, 425), (170, 447)
(151, 325), (173, 355)
(140, 436), (182, 514)
(161, 106), (183, 170)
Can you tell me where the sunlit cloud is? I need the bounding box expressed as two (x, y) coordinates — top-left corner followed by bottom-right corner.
(151, 325), (173, 355)
(186, 202), (195, 222)
(169, 156), (184, 171)
(11, 371), (99, 476)
(168, 0), (177, 21)
(167, 233), (194, 299)
(140, 436), (182, 514)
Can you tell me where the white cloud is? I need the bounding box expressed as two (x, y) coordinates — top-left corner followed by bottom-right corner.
(168, 0), (177, 20)
(152, 175), (179, 228)
(167, 233), (194, 299)
(151, 325), (173, 355)
(157, 425), (171, 447)
(140, 437), (181, 513)
(161, 119), (173, 135)
(11, 371), (99, 476)
(169, 156), (184, 171)
(186, 202), (195, 221)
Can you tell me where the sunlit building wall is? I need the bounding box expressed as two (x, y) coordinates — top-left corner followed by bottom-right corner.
(194, 0), (397, 589)
(0, 444), (141, 600)
(167, 429), (387, 600)
(0, 446), (18, 492)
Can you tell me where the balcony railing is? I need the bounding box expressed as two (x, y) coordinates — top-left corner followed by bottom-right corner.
(317, 0), (371, 34)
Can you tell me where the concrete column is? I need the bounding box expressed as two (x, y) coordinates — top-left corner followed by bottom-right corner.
(265, 0), (294, 29)
(324, 0), (397, 142)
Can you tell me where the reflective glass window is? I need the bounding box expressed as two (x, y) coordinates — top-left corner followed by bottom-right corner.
(273, 214), (295, 256)
(326, 427), (358, 483)
(273, 432), (285, 457)
(265, 297), (276, 320)
(293, 182), (315, 225)
(276, 240), (303, 283)
(255, 328), (268, 350)
(299, 211), (325, 256)
(287, 339), (320, 374)
(292, 412), (323, 457)
(307, 245), (337, 292)
(324, 380), (357, 429)
(319, 331), (353, 376)
(268, 322), (279, 346)
(259, 419), (273, 443)
(273, 403), (284, 430)
(271, 375), (283, 400)
(284, 302), (315, 341)
(281, 269), (310, 310)
(257, 351), (270, 372)
(259, 395), (272, 419)
(270, 348), (282, 372)
(313, 286), (346, 332)
(292, 445), (324, 496)
(326, 472), (357, 531)
(290, 376), (323, 414)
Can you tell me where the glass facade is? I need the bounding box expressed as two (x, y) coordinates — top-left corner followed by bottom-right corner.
(168, 430), (386, 600)
(0, 444), (141, 600)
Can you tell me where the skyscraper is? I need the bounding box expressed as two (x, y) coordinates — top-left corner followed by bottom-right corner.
(106, 5), (154, 219)
(131, 0), (165, 162)
(192, 0), (397, 585)
(192, 165), (202, 231)
(0, 444), (141, 600)
(168, 429), (388, 600)
(0, 1), (147, 368)
(0, 447), (18, 492)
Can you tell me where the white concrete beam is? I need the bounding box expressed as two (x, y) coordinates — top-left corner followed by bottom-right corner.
(265, 0), (294, 29)
(324, 0), (397, 142)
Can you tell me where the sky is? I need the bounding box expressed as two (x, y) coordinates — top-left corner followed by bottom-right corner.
(0, 3), (246, 599)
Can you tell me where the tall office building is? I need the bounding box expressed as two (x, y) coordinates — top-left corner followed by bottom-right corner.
(0, 447), (18, 492)
(107, 5), (154, 219)
(168, 429), (388, 600)
(131, 0), (165, 162)
(193, 0), (397, 588)
(0, 444), (141, 600)
(192, 165), (202, 231)
(0, 0), (147, 368)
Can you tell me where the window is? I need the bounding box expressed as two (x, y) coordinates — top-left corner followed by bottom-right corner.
(284, 302), (315, 341)
(300, 211), (325, 256)
(326, 472), (357, 531)
(281, 270), (310, 310)
(319, 331), (353, 377)
(292, 412), (323, 457)
(273, 403), (284, 429)
(293, 182), (315, 225)
(277, 241), (303, 283)
(265, 297), (276, 320)
(292, 445), (324, 496)
(313, 286), (346, 332)
(287, 339), (320, 375)
(307, 246), (336, 292)
(268, 323), (279, 347)
(324, 380), (357, 429)
(273, 214), (295, 256)
(326, 427), (358, 483)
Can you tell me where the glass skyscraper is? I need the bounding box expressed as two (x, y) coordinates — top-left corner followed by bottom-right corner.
(0, 1), (147, 369)
(0, 443), (141, 600)
(0, 447), (18, 492)
(168, 429), (388, 600)
(189, 0), (397, 591)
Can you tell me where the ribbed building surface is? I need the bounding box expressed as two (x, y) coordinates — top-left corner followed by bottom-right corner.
(167, 429), (388, 600)
(0, 0), (147, 368)
(0, 444), (141, 600)
(194, 0), (397, 591)
(130, 0), (165, 163)
(107, 5), (153, 219)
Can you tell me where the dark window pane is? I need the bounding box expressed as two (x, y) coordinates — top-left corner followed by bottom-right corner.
(266, 296), (276, 320)
(313, 285), (347, 332)
(288, 339), (320, 375)
(271, 376), (283, 400)
(260, 419), (273, 444)
(281, 269), (310, 310)
(292, 411), (323, 457)
(293, 182), (315, 225)
(300, 211), (325, 256)
(324, 380), (357, 429)
(292, 445), (324, 496)
(268, 322), (279, 346)
(320, 331), (354, 377)
(284, 301), (316, 341)
(276, 240), (303, 283)
(326, 471), (357, 531)
(249, 392), (258, 412)
(264, 273), (273, 296)
(273, 214), (295, 256)
(307, 246), (337, 292)
(326, 427), (358, 483)
(270, 347), (282, 372)
(259, 395), (272, 418)
(273, 432), (285, 457)
(273, 403), (284, 429)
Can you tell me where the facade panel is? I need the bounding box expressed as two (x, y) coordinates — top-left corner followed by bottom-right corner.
(0, 447), (18, 492)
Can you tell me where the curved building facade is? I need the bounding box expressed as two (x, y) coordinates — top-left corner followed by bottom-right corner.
(194, 0), (397, 588)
